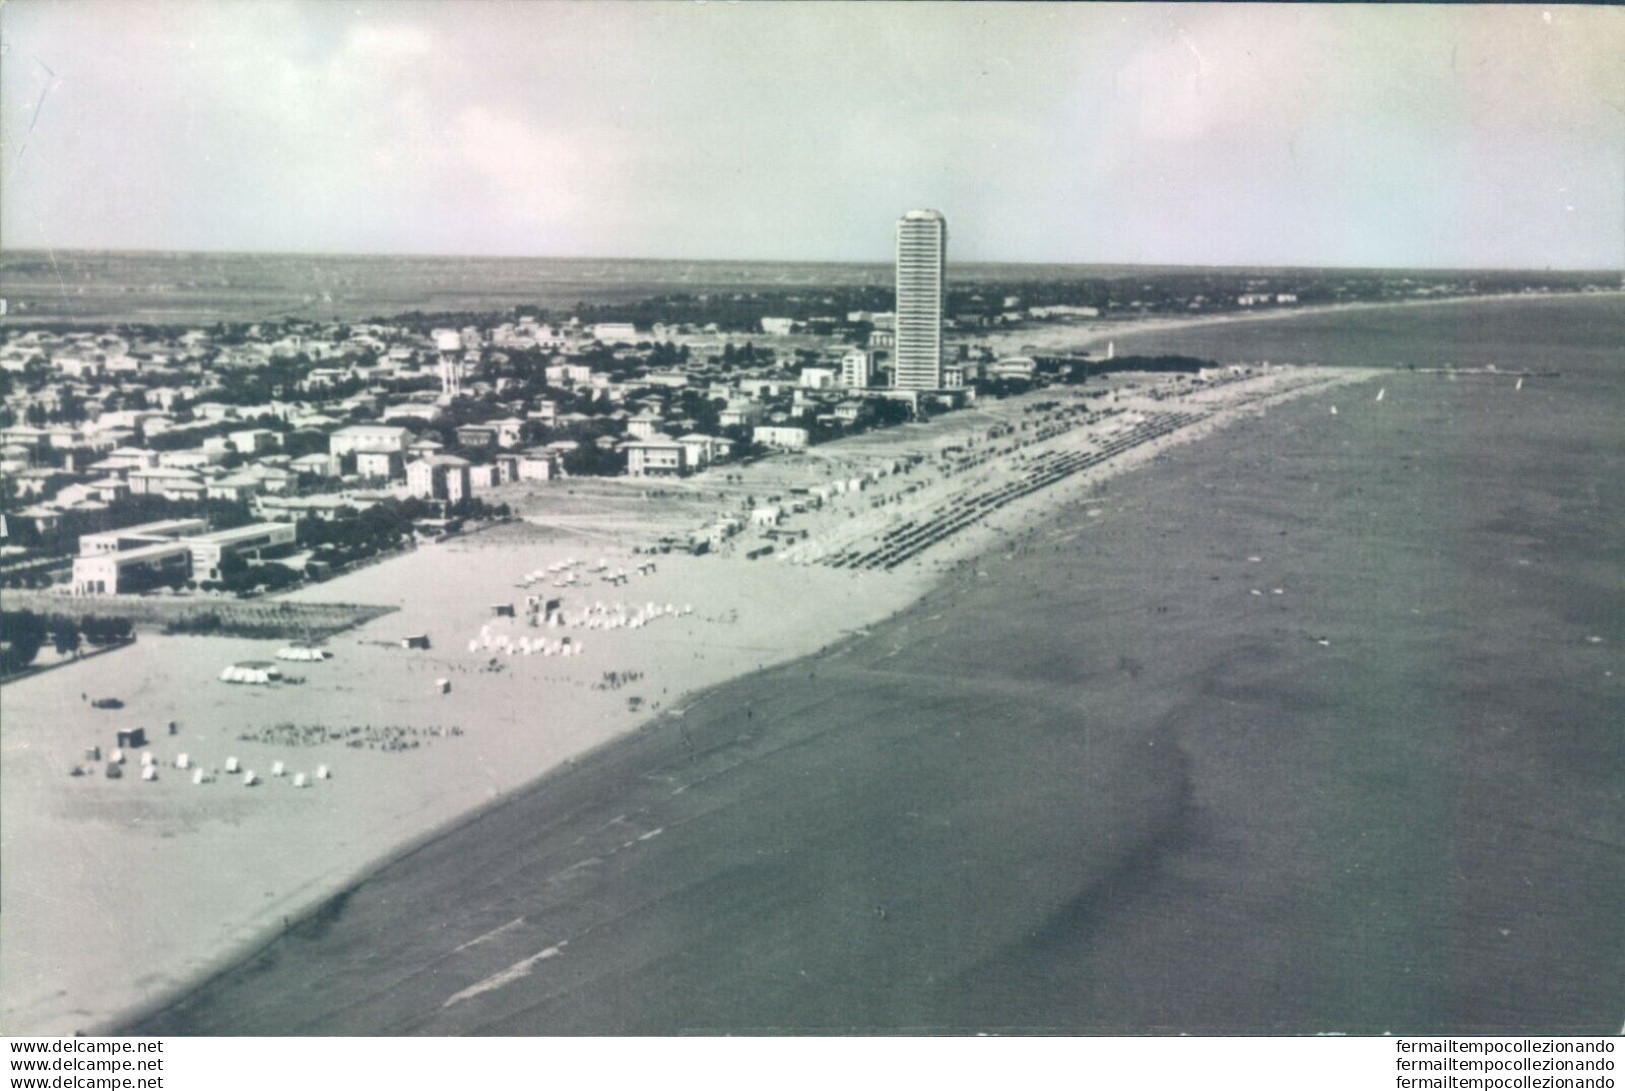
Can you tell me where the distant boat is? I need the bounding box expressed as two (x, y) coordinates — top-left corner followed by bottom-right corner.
(1375, 387), (1385, 402)
(1515, 376), (1524, 390)
(1329, 405), (1338, 415)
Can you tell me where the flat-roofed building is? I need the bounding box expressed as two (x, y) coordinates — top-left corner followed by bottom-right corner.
(841, 349), (874, 389)
(329, 424), (412, 457)
(991, 356), (1037, 381)
(185, 522), (298, 582)
(800, 367), (838, 390)
(753, 425), (810, 450)
(78, 518), (209, 556)
(72, 541), (192, 595)
(516, 447), (562, 482)
(592, 323), (639, 345)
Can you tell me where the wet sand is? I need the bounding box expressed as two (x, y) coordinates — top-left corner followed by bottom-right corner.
(121, 297), (1623, 1033)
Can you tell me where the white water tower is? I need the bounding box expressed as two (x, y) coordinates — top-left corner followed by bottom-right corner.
(435, 329), (463, 396)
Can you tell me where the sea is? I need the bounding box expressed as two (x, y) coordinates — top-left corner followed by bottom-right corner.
(124, 292), (1625, 1034)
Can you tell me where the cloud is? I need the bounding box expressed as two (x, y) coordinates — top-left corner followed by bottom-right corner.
(347, 22), (434, 60)
(1, 2), (1619, 265)
(455, 107), (591, 222)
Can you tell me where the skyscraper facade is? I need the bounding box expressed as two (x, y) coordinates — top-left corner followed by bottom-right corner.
(893, 209), (947, 391)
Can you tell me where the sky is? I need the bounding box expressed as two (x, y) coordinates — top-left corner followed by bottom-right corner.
(2, 1), (1622, 269)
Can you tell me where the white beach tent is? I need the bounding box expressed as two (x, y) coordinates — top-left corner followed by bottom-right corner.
(220, 662), (282, 685)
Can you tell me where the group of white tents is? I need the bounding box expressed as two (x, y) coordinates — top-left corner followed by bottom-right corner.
(220, 648), (331, 683)
(468, 553), (697, 661)
(551, 600), (692, 632)
(521, 556), (663, 590)
(103, 745), (331, 789)
(522, 557), (622, 589)
(469, 625), (583, 658)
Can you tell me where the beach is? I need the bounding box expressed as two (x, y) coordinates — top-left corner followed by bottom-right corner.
(4, 293), (1620, 1035)
(0, 521), (929, 1034)
(1, 354), (1357, 1035)
(118, 311), (1624, 1032)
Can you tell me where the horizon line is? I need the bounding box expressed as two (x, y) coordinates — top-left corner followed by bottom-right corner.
(2, 245), (1618, 278)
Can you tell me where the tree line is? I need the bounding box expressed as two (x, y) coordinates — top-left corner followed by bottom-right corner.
(0, 610), (134, 675)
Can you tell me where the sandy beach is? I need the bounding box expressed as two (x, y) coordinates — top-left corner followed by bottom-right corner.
(6, 292), (1618, 1035)
(0, 356), (1371, 1035)
(120, 304), (1624, 1033)
(0, 524), (927, 1034)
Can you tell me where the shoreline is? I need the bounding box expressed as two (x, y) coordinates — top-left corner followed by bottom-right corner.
(977, 288), (1623, 358)
(102, 578), (903, 1036)
(110, 308), (1625, 1031)
(79, 365), (1371, 1036)
(5, 291), (1612, 1035)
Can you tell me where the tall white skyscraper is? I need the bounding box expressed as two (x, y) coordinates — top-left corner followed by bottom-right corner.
(893, 209), (947, 390)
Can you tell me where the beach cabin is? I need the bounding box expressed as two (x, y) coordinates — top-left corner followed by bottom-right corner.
(116, 727), (147, 749)
(400, 634), (431, 650)
(491, 603), (516, 618)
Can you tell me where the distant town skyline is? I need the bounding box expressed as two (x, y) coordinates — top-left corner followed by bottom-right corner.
(2, 2), (1622, 270)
